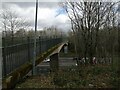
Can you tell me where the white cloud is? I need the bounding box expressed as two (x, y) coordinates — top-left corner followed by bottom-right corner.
(38, 8), (56, 20)
(55, 14), (69, 23)
(2, 2), (71, 31)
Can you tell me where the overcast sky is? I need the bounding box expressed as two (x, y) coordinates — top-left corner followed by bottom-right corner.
(2, 2), (71, 32)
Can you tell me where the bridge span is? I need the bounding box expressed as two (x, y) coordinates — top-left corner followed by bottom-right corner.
(2, 40), (68, 89)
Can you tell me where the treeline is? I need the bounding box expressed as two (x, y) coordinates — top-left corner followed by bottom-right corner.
(2, 27), (66, 46)
(2, 27), (66, 38)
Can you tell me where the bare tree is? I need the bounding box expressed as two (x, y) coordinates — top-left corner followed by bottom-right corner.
(1, 9), (30, 44)
(63, 1), (118, 65)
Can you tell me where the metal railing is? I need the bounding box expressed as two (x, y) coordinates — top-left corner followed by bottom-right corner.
(1, 37), (62, 77)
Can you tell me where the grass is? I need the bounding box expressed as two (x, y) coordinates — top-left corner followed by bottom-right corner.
(15, 63), (119, 88)
(15, 52), (120, 88)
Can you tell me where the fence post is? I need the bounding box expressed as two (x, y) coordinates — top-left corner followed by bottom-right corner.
(46, 37), (48, 50)
(2, 37), (7, 77)
(27, 37), (30, 62)
(44, 36), (47, 51)
(39, 36), (41, 54)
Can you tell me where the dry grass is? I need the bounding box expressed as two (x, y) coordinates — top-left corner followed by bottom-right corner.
(15, 64), (119, 88)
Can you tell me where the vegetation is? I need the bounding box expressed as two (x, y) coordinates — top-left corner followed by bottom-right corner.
(14, 47), (120, 88)
(15, 63), (119, 88)
(1, 1), (120, 89)
(63, 1), (120, 67)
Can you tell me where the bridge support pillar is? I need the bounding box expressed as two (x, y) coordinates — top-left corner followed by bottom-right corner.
(64, 45), (68, 54)
(50, 53), (59, 72)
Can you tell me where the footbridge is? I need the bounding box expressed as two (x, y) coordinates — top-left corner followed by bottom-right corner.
(2, 37), (68, 88)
